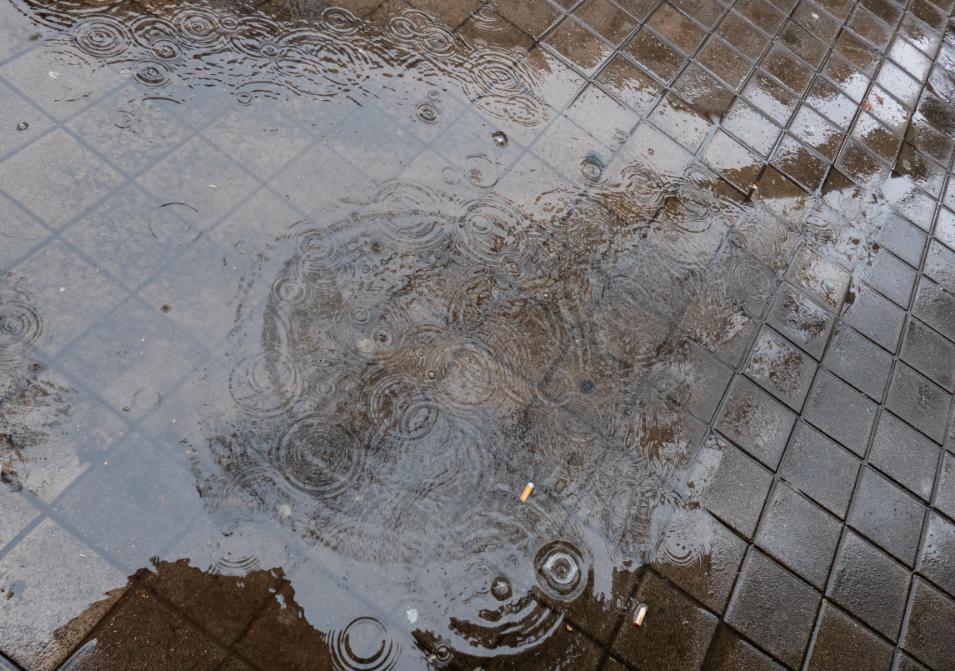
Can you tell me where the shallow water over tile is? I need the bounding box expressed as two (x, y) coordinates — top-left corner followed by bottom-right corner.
(2, 0), (955, 669)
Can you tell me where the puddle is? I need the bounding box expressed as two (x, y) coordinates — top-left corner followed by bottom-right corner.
(0, 0), (950, 668)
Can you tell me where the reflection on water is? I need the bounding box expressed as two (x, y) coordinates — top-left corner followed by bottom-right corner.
(0, 0), (899, 667)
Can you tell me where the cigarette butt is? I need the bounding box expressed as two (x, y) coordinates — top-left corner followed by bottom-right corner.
(634, 604), (648, 626)
(520, 482), (534, 502)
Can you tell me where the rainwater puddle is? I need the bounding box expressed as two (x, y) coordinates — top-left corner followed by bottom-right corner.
(0, 0), (944, 669)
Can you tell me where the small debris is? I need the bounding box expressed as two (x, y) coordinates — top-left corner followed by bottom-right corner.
(407, 608), (418, 624)
(861, 100), (871, 111)
(566, 624), (572, 631)
(634, 603), (648, 626)
(48, 71), (59, 79)
(279, 504), (292, 517)
(520, 482), (534, 502)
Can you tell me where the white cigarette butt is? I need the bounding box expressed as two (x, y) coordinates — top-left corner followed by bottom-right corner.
(634, 604), (648, 626)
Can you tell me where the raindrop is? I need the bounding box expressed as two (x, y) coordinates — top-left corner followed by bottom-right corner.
(491, 130), (508, 147)
(579, 380), (595, 395)
(16, 122), (28, 131)
(415, 101), (440, 124)
(491, 576), (512, 601)
(236, 92), (253, 106)
(357, 338), (374, 353)
(278, 504), (292, 517)
(161, 304), (171, 313)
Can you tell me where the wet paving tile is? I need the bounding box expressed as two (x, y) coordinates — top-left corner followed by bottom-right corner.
(849, 466), (928, 566)
(780, 421), (860, 518)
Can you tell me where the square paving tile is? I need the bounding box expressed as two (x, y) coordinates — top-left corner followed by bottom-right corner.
(701, 625), (786, 670)
(886, 362), (953, 444)
(827, 530), (911, 641)
(780, 421), (860, 518)
(803, 370), (877, 457)
(766, 284), (834, 360)
(937, 451), (955, 520)
(789, 105), (844, 162)
(624, 28), (688, 84)
(701, 130), (764, 192)
(861, 248), (918, 309)
(717, 376), (798, 471)
(646, 3), (707, 55)
(565, 84), (640, 149)
(721, 99), (781, 158)
(653, 509), (747, 614)
(495, 0), (562, 39)
(545, 16), (615, 76)
(877, 211), (927, 267)
(901, 579), (955, 671)
(726, 550), (820, 668)
(612, 571), (718, 671)
(595, 55), (663, 115)
(871, 411), (942, 502)
(772, 135), (830, 192)
(743, 326), (818, 411)
(696, 36), (752, 91)
(823, 324), (893, 400)
(743, 71), (799, 126)
(912, 276), (955, 344)
(755, 481), (842, 588)
(700, 438), (774, 539)
(806, 603), (894, 671)
(920, 511), (955, 598)
(925, 238), (955, 295)
(717, 12), (771, 61)
(0, 129), (124, 229)
(649, 92), (713, 153)
(849, 466), (927, 566)
(843, 281), (907, 352)
(901, 318), (955, 393)
(574, 0), (639, 45)
(785, 244), (851, 313)
(672, 65), (735, 120)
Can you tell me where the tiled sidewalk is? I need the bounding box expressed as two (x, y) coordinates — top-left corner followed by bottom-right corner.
(1, 0), (955, 669)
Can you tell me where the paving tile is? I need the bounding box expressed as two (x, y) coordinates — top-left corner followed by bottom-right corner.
(780, 421), (860, 519)
(836, 29), (882, 77)
(852, 112), (903, 165)
(861, 249), (918, 309)
(646, 3), (707, 55)
(794, 0), (840, 44)
(700, 438), (774, 538)
(672, 65), (735, 120)
(789, 105), (843, 162)
(735, 0), (786, 36)
(717, 376), (797, 471)
(614, 0), (658, 21)
(701, 130), (764, 192)
(717, 11), (771, 61)
(743, 326), (818, 411)
(920, 511), (955, 598)
(701, 625), (786, 671)
(876, 212), (927, 268)
(721, 99), (781, 158)
(566, 84), (640, 149)
(887, 362), (953, 444)
(649, 92), (713, 153)
(0, 518), (127, 671)
(876, 61), (924, 111)
(925, 238), (955, 297)
(901, 579), (955, 671)
(612, 571), (718, 671)
(743, 71), (798, 126)
(625, 28), (687, 84)
(804, 370), (877, 457)
(653, 509), (747, 614)
(807, 604), (894, 671)
(0, 190), (50, 271)
(696, 36), (752, 91)
(805, 79), (858, 131)
(669, 0), (724, 29)
(897, 144), (946, 199)
(824, 324), (892, 400)
(836, 141), (890, 191)
(843, 280), (907, 352)
(772, 135), (830, 192)
(785, 244), (851, 314)
(546, 17), (617, 77)
(595, 54), (663, 115)
(849, 466), (927, 566)
(726, 550), (820, 668)
(0, 81), (56, 164)
(763, 46), (814, 97)
(938, 451), (955, 520)
(828, 530), (911, 641)
(888, 35), (933, 82)
(574, 0), (638, 45)
(884, 179), (937, 234)
(779, 21), (828, 68)
(755, 482), (842, 588)
(848, 6), (893, 50)
(766, 283), (833, 360)
(871, 411), (942, 502)
(935, 207), (955, 254)
(495, 0), (562, 39)
(520, 46), (589, 112)
(901, 318), (955, 393)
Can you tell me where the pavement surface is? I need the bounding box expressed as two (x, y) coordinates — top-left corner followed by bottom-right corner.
(1, 0), (955, 669)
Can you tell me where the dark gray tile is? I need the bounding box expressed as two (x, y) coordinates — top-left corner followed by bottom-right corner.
(849, 467), (927, 566)
(861, 249), (918, 308)
(901, 318), (955, 393)
(653, 510), (747, 614)
(785, 244), (851, 314)
(755, 482), (842, 588)
(701, 438), (775, 539)
(806, 604), (894, 671)
(871, 411), (942, 501)
(843, 281), (907, 352)
(611, 572), (718, 671)
(925, 238), (955, 295)
(726, 550), (820, 668)
(680, 284), (759, 367)
(717, 376), (798, 470)
(901, 579), (955, 671)
(743, 326), (818, 411)
(803, 371), (877, 457)
(828, 530), (911, 641)
(781, 422), (860, 518)
(654, 339), (734, 423)
(913, 275), (955, 345)
(702, 626), (786, 671)
(920, 511), (955, 598)
(824, 324), (893, 400)
(887, 362), (953, 444)
(767, 283), (835, 360)
(937, 452), (955, 521)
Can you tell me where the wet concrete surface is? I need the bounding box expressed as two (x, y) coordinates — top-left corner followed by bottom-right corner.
(0, 0), (955, 668)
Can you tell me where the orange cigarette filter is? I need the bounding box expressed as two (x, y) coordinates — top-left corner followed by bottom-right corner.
(520, 483), (534, 502)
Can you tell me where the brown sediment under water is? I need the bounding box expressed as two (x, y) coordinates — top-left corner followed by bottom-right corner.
(2, 0), (955, 669)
